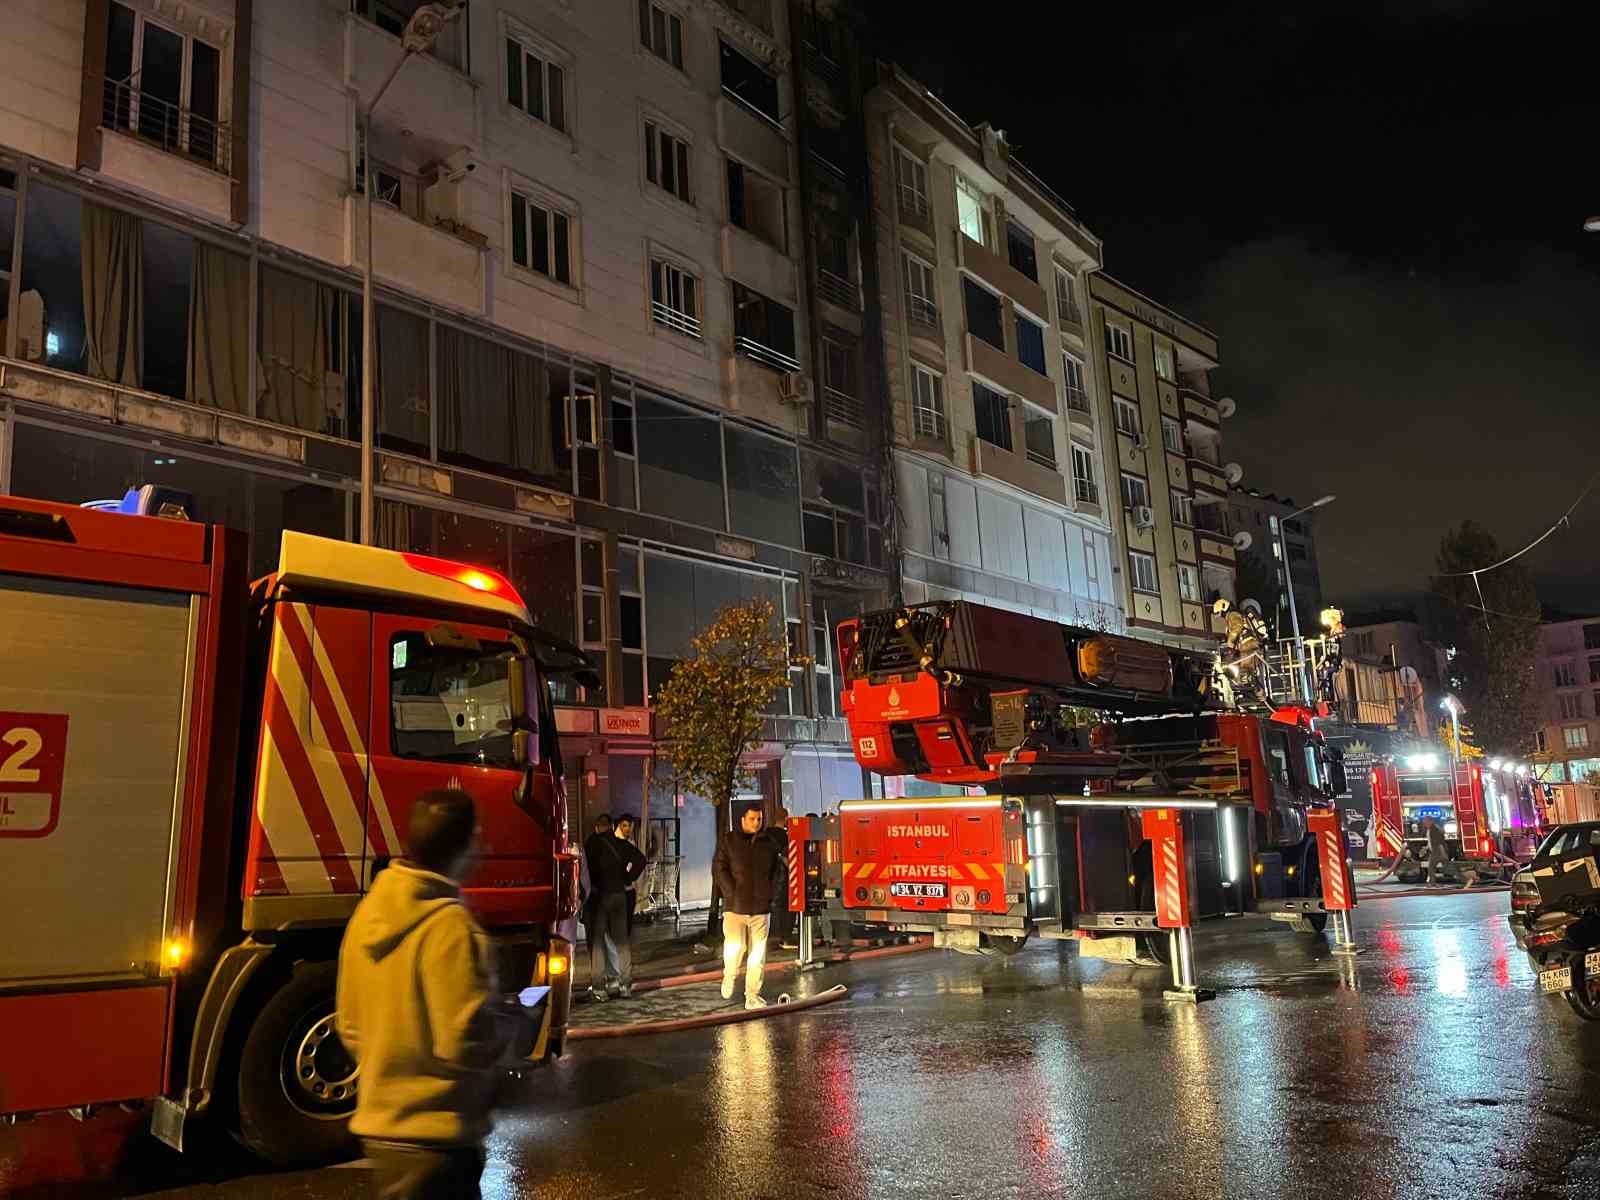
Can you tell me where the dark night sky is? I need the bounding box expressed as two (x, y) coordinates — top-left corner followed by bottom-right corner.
(863, 0), (1600, 615)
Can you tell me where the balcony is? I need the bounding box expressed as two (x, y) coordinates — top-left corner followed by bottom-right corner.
(735, 335), (801, 373)
(1058, 301), (1083, 332)
(1182, 387), (1220, 427)
(722, 224), (797, 307)
(823, 387), (864, 428)
(98, 75), (233, 222)
(1064, 383), (1092, 422)
(1073, 475), (1100, 507)
(966, 334), (1057, 416)
(970, 433), (1066, 506)
(718, 95), (790, 184)
(957, 232), (1048, 318)
(816, 268), (857, 311)
(347, 196), (485, 315)
(898, 188), (933, 238)
(652, 300), (702, 339)
(348, 10), (477, 159)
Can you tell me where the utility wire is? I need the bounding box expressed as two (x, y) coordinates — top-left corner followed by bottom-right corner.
(1437, 467), (1600, 577)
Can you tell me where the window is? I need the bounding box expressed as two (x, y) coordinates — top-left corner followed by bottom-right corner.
(725, 424), (800, 547)
(1161, 415), (1184, 453)
(1055, 267), (1079, 322)
(1170, 492), (1194, 527)
(509, 189), (572, 286)
(649, 258), (700, 337)
(895, 146), (929, 217)
(1538, 731), (1549, 754)
(815, 223), (855, 308)
(645, 121), (692, 203)
(618, 546), (645, 707)
(105, 2), (226, 169)
(903, 253), (937, 327)
(1178, 563), (1200, 602)
(636, 392), (724, 529)
(720, 40), (780, 125)
(1587, 624), (1600, 651)
(955, 175), (992, 248)
(1565, 725), (1590, 750)
(801, 449), (879, 567)
(1129, 551), (1158, 594)
(1071, 443), (1098, 505)
(821, 337), (861, 426)
(1006, 220), (1038, 282)
(1556, 661), (1578, 688)
(727, 159), (786, 250)
(1062, 354), (1088, 413)
(1120, 472), (1150, 512)
(1015, 312), (1047, 376)
(1113, 396), (1141, 439)
(911, 365), (945, 440)
(963, 278), (1004, 350)
(1104, 322), (1133, 362)
(505, 34), (566, 133)
(1560, 693), (1583, 720)
(732, 282), (799, 371)
(608, 393), (638, 509)
(1023, 405), (1055, 469)
(1153, 344), (1175, 382)
(580, 537), (604, 650)
(973, 382), (1010, 451)
(638, 0), (684, 69)
(389, 633), (516, 768)
(1589, 657), (1600, 684)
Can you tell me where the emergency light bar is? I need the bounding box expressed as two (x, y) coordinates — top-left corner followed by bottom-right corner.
(1054, 796), (1221, 811)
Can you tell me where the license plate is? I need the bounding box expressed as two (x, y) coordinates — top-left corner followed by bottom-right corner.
(1588, 952), (1600, 978)
(890, 882), (947, 899)
(1540, 966), (1573, 993)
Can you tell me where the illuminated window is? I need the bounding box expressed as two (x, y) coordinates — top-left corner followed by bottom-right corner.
(1178, 563), (1199, 602)
(1565, 725), (1589, 749)
(1153, 343), (1174, 382)
(956, 175), (992, 248)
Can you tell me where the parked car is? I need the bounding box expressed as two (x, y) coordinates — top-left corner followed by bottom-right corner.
(1516, 821), (1600, 1020)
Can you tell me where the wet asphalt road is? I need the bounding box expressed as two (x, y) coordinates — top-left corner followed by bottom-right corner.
(11, 890), (1600, 1200)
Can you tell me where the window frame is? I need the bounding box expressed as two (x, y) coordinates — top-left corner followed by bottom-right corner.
(1005, 219), (1038, 283)
(1161, 415), (1184, 454)
(1014, 309), (1048, 376)
(732, 281), (800, 372)
(644, 116), (694, 205)
(1054, 265), (1078, 321)
(1113, 396), (1141, 440)
(1021, 401), (1056, 469)
(955, 174), (993, 249)
(649, 254), (701, 339)
(894, 145), (929, 217)
(1128, 551), (1159, 595)
(508, 182), (577, 291)
(1070, 441), (1098, 505)
(1177, 562), (1200, 602)
(106, 1), (229, 168)
(1170, 492), (1194, 527)
(504, 25), (569, 136)
(719, 37), (782, 127)
(638, 0), (685, 71)
(1119, 472), (1151, 513)
(1104, 321), (1133, 362)
(902, 250), (938, 328)
(910, 362), (945, 441)
(1153, 342), (1175, 382)
(1559, 693), (1583, 720)
(972, 381), (1011, 452)
(1565, 724), (1589, 750)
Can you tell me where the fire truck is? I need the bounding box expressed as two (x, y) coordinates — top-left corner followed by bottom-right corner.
(804, 600), (1353, 975)
(1369, 756), (1541, 880)
(0, 490), (585, 1165)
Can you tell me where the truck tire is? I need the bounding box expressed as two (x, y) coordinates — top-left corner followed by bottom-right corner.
(1296, 860), (1329, 935)
(1133, 932), (1170, 967)
(234, 959), (358, 1167)
(1568, 960), (1600, 1022)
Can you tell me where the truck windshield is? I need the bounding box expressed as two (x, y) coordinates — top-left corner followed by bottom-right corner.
(390, 633), (517, 768)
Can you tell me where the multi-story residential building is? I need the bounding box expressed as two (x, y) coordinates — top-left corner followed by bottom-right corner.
(1342, 609), (1450, 735)
(1228, 485), (1325, 637)
(1087, 274), (1233, 649)
(1533, 615), (1600, 782)
(0, 0), (884, 906)
(861, 65), (1122, 631)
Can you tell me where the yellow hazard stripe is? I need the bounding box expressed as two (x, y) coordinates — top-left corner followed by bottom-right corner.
(967, 862), (987, 880)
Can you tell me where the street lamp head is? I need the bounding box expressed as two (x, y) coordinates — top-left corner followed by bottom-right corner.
(403, 2), (463, 53)
(1585, 215), (1600, 233)
(1311, 494), (1336, 509)
(1440, 694), (1460, 714)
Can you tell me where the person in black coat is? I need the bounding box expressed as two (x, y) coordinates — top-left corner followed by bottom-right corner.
(712, 801), (784, 1009)
(583, 814), (645, 999)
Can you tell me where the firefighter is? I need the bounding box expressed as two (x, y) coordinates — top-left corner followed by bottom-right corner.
(335, 788), (533, 1200)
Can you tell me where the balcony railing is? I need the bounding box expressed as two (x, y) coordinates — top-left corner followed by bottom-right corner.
(1026, 447), (1057, 470)
(806, 46), (845, 88)
(1064, 383), (1090, 414)
(823, 386), (864, 428)
(906, 293), (938, 329)
(816, 268), (857, 310)
(102, 75), (230, 173)
(652, 301), (702, 339)
(1074, 476), (1100, 505)
(913, 400), (946, 440)
(736, 335), (801, 373)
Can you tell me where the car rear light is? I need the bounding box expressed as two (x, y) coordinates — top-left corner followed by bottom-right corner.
(1528, 929), (1566, 948)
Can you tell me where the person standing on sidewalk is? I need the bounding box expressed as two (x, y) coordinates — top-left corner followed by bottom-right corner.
(1424, 815), (1449, 886)
(614, 813), (641, 935)
(584, 814), (645, 1000)
(336, 788), (532, 1200)
(713, 801), (783, 1009)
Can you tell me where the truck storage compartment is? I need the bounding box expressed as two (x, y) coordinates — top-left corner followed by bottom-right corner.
(0, 984), (172, 1111)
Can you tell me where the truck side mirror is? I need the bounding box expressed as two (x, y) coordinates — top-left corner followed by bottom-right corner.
(507, 655), (541, 766)
(1327, 750), (1348, 795)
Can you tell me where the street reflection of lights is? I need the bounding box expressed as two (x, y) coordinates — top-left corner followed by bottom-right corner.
(1433, 929), (1467, 997)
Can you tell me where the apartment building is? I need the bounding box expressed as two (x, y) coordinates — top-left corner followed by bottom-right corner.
(861, 65), (1122, 630)
(1228, 485), (1325, 638)
(1533, 615), (1600, 783)
(1087, 274), (1233, 649)
(0, 0), (880, 905)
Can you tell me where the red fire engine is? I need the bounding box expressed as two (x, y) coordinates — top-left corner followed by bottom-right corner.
(801, 601), (1353, 978)
(1370, 756), (1541, 880)
(0, 491), (585, 1164)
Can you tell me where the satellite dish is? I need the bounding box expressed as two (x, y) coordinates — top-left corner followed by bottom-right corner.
(1215, 396), (1237, 419)
(1240, 597), (1263, 616)
(1224, 462), (1244, 485)
(1232, 530), (1253, 552)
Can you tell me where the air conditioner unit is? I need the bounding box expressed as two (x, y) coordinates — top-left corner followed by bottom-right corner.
(778, 373), (811, 404)
(1133, 505), (1155, 529)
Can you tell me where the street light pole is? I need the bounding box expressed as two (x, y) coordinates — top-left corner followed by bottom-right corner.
(1278, 494), (1335, 705)
(358, 2), (462, 545)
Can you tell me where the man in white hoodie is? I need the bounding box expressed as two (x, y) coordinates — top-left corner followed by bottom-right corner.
(337, 789), (532, 1200)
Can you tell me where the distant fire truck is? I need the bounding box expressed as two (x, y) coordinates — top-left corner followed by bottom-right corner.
(0, 490), (587, 1164)
(1370, 755), (1542, 880)
(799, 601), (1354, 978)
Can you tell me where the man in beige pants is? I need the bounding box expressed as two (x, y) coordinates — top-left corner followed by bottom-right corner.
(713, 801), (783, 1009)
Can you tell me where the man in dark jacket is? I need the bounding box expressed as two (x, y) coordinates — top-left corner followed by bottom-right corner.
(713, 801), (783, 1009)
(583, 814), (645, 999)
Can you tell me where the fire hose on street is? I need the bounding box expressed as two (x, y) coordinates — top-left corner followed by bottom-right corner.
(569, 984), (849, 1040)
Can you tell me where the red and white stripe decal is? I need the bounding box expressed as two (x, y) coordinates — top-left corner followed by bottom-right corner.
(1321, 830), (1348, 909)
(787, 838), (802, 913)
(1156, 837), (1183, 926)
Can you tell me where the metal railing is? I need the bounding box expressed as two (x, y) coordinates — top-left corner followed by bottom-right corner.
(913, 401), (946, 440)
(1074, 475), (1099, 505)
(1064, 383), (1091, 414)
(1026, 447), (1057, 470)
(102, 75), (230, 173)
(823, 386), (864, 428)
(905, 293), (938, 329)
(736, 335), (800, 373)
(816, 268), (857, 310)
(651, 300), (702, 339)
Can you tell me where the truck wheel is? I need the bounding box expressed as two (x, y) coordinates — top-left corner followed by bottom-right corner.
(1568, 962), (1600, 1022)
(234, 960), (358, 1167)
(1133, 932), (1171, 967)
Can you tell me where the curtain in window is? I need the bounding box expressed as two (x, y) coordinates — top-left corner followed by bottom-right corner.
(508, 348), (554, 476)
(376, 306), (429, 449)
(438, 327), (554, 476)
(80, 201), (143, 387)
(378, 498), (417, 554)
(186, 241), (250, 412)
(257, 267), (333, 432)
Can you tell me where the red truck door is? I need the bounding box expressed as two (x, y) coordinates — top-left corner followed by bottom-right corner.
(368, 614), (549, 927)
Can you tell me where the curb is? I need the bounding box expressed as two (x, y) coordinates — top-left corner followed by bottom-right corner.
(578, 938), (931, 999)
(569, 984), (850, 1040)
